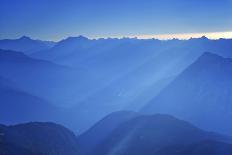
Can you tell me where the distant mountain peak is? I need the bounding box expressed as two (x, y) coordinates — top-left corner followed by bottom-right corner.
(19, 36), (32, 40)
(197, 52), (230, 63)
(65, 35), (89, 41)
(200, 36), (209, 40)
(201, 52), (221, 57)
(77, 35), (89, 40)
(54, 35), (90, 49)
(189, 36), (209, 41)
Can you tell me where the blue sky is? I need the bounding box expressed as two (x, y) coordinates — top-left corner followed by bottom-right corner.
(1, 0), (232, 40)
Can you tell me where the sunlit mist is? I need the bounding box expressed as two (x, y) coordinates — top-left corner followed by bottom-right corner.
(130, 31), (232, 40)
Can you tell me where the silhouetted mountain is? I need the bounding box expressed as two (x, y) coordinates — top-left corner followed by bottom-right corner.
(78, 111), (139, 154)
(0, 126), (41, 155)
(0, 36), (56, 55)
(1, 36), (232, 155)
(92, 114), (231, 155)
(33, 37), (232, 70)
(0, 49), (108, 133)
(142, 52), (232, 135)
(0, 122), (80, 155)
(0, 49), (98, 107)
(50, 35), (90, 53)
(32, 36), (128, 66)
(32, 35), (108, 66)
(51, 37), (206, 132)
(0, 75), (61, 124)
(35, 37), (232, 134)
(3, 37), (232, 134)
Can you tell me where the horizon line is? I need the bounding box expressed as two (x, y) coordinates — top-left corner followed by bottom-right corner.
(91, 31), (232, 40)
(2, 31), (232, 42)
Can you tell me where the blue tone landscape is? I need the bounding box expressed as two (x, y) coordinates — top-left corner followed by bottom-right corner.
(1, 0), (232, 155)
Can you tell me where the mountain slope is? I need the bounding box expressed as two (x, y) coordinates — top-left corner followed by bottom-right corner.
(0, 49), (98, 106)
(33, 35), (95, 62)
(64, 38), (204, 132)
(142, 52), (232, 135)
(0, 36), (55, 55)
(0, 122), (80, 155)
(0, 75), (60, 124)
(3, 37), (232, 134)
(92, 114), (231, 155)
(78, 111), (140, 154)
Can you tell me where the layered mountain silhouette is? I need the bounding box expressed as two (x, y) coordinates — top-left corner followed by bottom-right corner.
(142, 52), (232, 135)
(84, 112), (232, 155)
(45, 37), (214, 132)
(78, 111), (139, 154)
(1, 113), (232, 155)
(0, 49), (104, 132)
(0, 75), (60, 124)
(0, 36), (55, 55)
(1, 36), (232, 151)
(0, 49), (98, 107)
(0, 122), (80, 155)
(33, 36), (95, 63)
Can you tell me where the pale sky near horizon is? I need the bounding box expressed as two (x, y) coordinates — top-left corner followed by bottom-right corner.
(92, 31), (232, 40)
(1, 0), (232, 41)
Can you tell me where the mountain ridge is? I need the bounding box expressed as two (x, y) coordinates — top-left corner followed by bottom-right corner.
(90, 112), (232, 155)
(0, 122), (80, 155)
(0, 36), (56, 55)
(142, 52), (232, 135)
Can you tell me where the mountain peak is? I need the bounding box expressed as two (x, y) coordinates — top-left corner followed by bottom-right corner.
(55, 35), (90, 48)
(189, 36), (209, 41)
(19, 36), (32, 40)
(77, 35), (89, 40)
(198, 52), (228, 63)
(65, 35), (89, 41)
(200, 36), (209, 40)
(201, 52), (221, 57)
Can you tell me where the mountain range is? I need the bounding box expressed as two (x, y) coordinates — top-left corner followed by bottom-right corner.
(1, 112), (232, 155)
(31, 36), (232, 133)
(0, 49), (99, 107)
(142, 52), (232, 136)
(0, 75), (60, 124)
(0, 122), (80, 155)
(78, 112), (232, 155)
(0, 36), (56, 55)
(1, 35), (232, 137)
